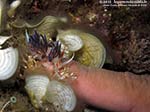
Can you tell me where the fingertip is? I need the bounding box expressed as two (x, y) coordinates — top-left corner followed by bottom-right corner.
(42, 62), (54, 71)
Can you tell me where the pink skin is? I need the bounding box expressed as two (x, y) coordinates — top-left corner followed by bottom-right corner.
(43, 61), (150, 112)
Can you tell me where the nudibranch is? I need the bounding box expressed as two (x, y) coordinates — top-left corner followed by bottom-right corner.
(25, 30), (63, 62)
(25, 30), (77, 80)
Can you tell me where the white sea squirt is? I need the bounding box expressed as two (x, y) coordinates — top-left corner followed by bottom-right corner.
(57, 30), (83, 52)
(25, 76), (77, 111)
(45, 80), (77, 111)
(25, 75), (50, 108)
(0, 47), (19, 80)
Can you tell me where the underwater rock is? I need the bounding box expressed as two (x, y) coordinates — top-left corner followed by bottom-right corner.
(0, 91), (34, 112)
